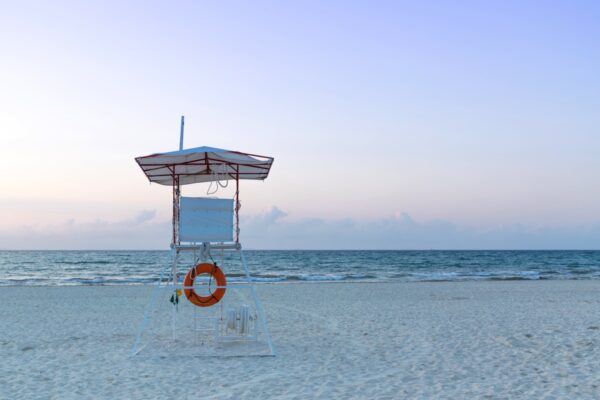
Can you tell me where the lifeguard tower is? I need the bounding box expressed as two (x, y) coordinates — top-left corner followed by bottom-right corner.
(131, 117), (275, 357)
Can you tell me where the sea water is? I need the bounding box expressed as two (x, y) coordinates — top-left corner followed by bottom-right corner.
(1, 250), (600, 286)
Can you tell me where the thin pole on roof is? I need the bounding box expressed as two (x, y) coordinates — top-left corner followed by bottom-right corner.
(179, 115), (185, 150)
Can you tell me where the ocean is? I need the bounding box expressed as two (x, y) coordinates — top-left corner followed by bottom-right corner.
(1, 250), (600, 286)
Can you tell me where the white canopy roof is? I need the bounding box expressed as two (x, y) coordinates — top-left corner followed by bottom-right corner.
(135, 146), (274, 186)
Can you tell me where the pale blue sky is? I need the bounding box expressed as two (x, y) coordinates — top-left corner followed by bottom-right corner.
(1, 1), (599, 249)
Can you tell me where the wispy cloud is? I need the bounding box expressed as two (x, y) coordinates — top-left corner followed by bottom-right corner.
(240, 208), (600, 250)
(0, 210), (169, 250)
(1, 206), (599, 250)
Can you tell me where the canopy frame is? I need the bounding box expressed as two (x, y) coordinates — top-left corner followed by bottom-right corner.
(136, 145), (273, 247)
(135, 148), (274, 186)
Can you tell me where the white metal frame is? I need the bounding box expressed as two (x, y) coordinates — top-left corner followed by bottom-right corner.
(131, 242), (275, 356)
(131, 116), (275, 357)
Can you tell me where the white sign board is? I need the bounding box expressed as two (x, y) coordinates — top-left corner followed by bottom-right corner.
(179, 197), (234, 243)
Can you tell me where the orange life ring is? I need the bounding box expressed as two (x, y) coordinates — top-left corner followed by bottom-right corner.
(183, 263), (227, 307)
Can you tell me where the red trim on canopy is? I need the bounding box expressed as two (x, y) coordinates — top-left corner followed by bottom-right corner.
(135, 146), (274, 186)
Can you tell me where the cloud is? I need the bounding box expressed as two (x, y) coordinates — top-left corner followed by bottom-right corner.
(0, 210), (170, 250)
(240, 208), (600, 250)
(243, 206), (287, 230)
(1, 206), (600, 250)
(126, 209), (157, 226)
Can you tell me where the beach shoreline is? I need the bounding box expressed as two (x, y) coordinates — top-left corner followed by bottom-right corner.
(2, 280), (600, 399)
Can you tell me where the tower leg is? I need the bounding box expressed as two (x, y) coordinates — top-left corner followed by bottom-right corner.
(240, 249), (276, 356)
(171, 248), (178, 341)
(131, 262), (170, 356)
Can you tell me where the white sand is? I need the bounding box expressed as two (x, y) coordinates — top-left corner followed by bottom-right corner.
(2, 281), (600, 399)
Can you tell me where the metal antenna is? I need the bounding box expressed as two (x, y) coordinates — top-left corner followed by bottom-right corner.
(179, 115), (185, 150)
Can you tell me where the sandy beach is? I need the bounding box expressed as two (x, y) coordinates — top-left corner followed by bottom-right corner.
(2, 281), (600, 399)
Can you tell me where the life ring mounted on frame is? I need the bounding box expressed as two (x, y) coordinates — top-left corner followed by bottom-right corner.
(183, 262), (227, 307)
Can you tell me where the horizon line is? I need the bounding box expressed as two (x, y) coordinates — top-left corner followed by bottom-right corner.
(1, 249), (600, 252)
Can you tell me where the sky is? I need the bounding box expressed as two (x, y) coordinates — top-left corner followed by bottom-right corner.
(1, 0), (599, 249)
